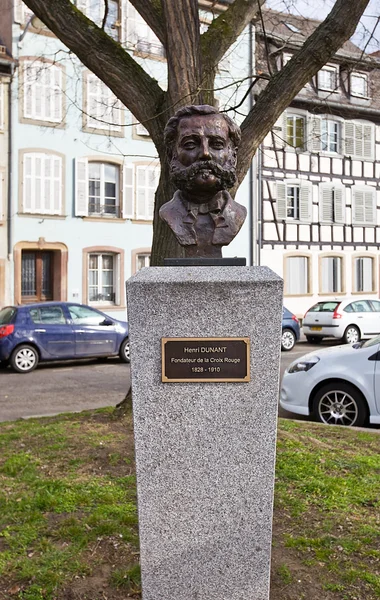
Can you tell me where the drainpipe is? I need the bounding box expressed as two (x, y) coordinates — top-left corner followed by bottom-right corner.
(248, 22), (254, 266)
(7, 71), (13, 259)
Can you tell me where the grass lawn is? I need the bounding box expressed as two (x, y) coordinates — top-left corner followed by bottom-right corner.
(0, 406), (379, 600)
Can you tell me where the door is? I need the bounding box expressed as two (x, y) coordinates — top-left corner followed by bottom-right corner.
(22, 251), (54, 303)
(67, 304), (118, 356)
(28, 305), (75, 358)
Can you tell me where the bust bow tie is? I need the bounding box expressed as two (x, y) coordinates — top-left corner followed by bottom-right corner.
(183, 197), (227, 228)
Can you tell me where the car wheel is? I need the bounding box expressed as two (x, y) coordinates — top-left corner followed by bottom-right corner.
(306, 336), (323, 344)
(281, 328), (296, 351)
(312, 382), (368, 427)
(119, 338), (130, 363)
(10, 345), (39, 374)
(343, 325), (360, 345)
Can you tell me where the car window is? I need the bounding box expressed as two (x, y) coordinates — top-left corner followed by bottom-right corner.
(370, 300), (380, 312)
(0, 307), (16, 324)
(361, 335), (380, 348)
(30, 306), (66, 324)
(307, 302), (340, 313)
(346, 301), (372, 313)
(68, 305), (107, 326)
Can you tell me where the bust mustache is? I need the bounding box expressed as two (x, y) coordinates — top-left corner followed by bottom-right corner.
(169, 158), (237, 198)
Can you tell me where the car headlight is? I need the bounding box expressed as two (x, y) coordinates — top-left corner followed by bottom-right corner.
(288, 356), (320, 373)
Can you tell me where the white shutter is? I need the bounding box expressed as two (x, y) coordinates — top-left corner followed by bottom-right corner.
(147, 165), (159, 219)
(76, 0), (87, 15)
(276, 182), (287, 219)
(53, 156), (62, 214)
(320, 184), (333, 222)
(14, 0), (24, 23)
(363, 124), (374, 160)
(23, 154), (33, 212)
(0, 171), (3, 219)
(136, 166), (147, 219)
(125, 1), (138, 46)
(354, 123), (364, 158)
(299, 182), (312, 222)
(136, 122), (150, 137)
(352, 188), (365, 224)
(333, 186), (345, 224)
(272, 113), (286, 148)
(0, 83), (3, 130)
(75, 157), (89, 216)
(52, 67), (62, 122)
(123, 163), (134, 218)
(344, 121), (355, 156)
(23, 62), (34, 119)
(364, 189), (376, 224)
(308, 115), (321, 152)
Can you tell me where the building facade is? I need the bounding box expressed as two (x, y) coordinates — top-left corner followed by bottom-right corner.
(0, 0), (252, 319)
(256, 11), (380, 318)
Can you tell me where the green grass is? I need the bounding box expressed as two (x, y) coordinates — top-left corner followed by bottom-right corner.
(0, 409), (379, 599)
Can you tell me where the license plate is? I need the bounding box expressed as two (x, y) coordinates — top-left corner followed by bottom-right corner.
(311, 326), (322, 331)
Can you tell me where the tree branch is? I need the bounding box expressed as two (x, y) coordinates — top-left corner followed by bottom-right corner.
(237, 0), (371, 183)
(201, 0), (265, 73)
(21, 0), (166, 136)
(129, 0), (166, 46)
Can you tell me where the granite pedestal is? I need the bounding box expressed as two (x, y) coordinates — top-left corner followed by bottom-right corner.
(126, 266), (283, 600)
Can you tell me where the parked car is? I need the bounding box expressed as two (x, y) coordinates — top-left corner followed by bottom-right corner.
(303, 297), (380, 344)
(280, 336), (380, 427)
(281, 307), (300, 351)
(0, 302), (130, 374)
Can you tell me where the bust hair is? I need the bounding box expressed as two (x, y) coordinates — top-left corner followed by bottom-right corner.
(164, 104), (241, 161)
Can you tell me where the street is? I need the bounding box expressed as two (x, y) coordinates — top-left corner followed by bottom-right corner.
(0, 339), (338, 423)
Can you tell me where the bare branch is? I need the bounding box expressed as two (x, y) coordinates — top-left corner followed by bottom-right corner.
(237, 0), (371, 183)
(101, 0), (109, 30)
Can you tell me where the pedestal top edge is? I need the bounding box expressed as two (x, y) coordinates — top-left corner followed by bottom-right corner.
(127, 265), (283, 285)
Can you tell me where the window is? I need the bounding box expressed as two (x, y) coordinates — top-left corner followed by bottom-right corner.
(285, 256), (310, 295)
(354, 257), (374, 293)
(124, 1), (164, 57)
(370, 300), (380, 312)
(23, 61), (63, 124)
(276, 180), (312, 222)
(88, 253), (116, 304)
(317, 67), (337, 92)
(23, 152), (63, 215)
(283, 22), (300, 33)
(135, 165), (157, 220)
(320, 256), (343, 294)
(14, 0), (34, 24)
(352, 186), (376, 226)
(85, 73), (123, 133)
(21, 250), (53, 302)
(30, 305), (66, 324)
(68, 304), (109, 325)
(321, 119), (340, 153)
(350, 72), (368, 98)
(135, 122), (150, 137)
(319, 184), (345, 224)
(285, 114), (305, 149)
(77, 0), (120, 40)
(344, 120), (374, 160)
(88, 162), (119, 216)
(136, 253), (150, 270)
(0, 82), (4, 130)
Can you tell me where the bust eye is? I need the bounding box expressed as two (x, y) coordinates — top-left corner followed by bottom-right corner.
(211, 141), (225, 149)
(183, 142), (196, 150)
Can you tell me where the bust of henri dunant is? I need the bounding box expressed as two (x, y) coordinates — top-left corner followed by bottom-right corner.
(159, 105), (247, 258)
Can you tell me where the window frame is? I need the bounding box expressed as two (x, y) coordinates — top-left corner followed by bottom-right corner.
(20, 59), (65, 127)
(350, 72), (368, 99)
(82, 246), (125, 309)
(344, 119), (374, 160)
(20, 149), (65, 216)
(285, 113), (306, 150)
(352, 255), (376, 294)
(351, 185), (376, 227)
(88, 162), (120, 217)
(83, 71), (124, 136)
(319, 254), (345, 295)
(284, 254), (311, 297)
(317, 65), (338, 92)
(276, 179), (312, 223)
(319, 183), (345, 224)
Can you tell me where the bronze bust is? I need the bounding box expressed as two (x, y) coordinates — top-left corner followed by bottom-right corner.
(160, 105), (247, 258)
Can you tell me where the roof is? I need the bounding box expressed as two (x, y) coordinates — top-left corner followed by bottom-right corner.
(255, 9), (380, 65)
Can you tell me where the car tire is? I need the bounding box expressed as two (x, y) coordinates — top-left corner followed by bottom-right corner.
(312, 382), (368, 427)
(281, 328), (296, 351)
(10, 345), (39, 374)
(306, 336), (323, 344)
(119, 338), (130, 363)
(0, 360), (9, 370)
(343, 325), (360, 345)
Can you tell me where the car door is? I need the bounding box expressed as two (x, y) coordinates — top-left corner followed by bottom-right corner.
(28, 305), (75, 358)
(347, 300), (379, 337)
(67, 304), (118, 356)
(369, 300), (380, 335)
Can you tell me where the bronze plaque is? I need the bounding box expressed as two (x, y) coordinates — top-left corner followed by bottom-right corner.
(162, 337), (250, 383)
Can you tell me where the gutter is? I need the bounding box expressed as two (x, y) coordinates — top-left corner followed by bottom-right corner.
(7, 69), (14, 258)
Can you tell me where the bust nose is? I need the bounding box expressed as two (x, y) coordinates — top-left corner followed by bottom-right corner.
(198, 138), (211, 160)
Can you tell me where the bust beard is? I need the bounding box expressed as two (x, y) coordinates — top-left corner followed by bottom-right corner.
(169, 158), (237, 197)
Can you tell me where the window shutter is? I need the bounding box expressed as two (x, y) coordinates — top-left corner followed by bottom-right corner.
(320, 184), (333, 222)
(23, 62), (34, 119)
(76, 0), (87, 15)
(276, 182), (287, 219)
(125, 1), (138, 46)
(53, 156), (62, 214)
(363, 124), (374, 160)
(0, 83), (3, 130)
(23, 154), (33, 212)
(299, 182), (312, 222)
(147, 165), (159, 219)
(308, 115), (321, 152)
(352, 188), (365, 224)
(272, 112), (286, 148)
(14, 0), (24, 23)
(0, 171), (3, 219)
(75, 158), (89, 216)
(136, 122), (150, 137)
(333, 186), (345, 224)
(53, 67), (62, 122)
(344, 121), (355, 156)
(136, 166), (147, 219)
(123, 163), (134, 218)
(364, 189), (375, 224)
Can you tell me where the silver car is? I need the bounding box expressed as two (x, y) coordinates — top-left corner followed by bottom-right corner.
(302, 298), (380, 344)
(280, 336), (380, 427)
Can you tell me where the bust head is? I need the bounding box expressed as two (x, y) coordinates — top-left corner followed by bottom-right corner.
(164, 105), (241, 203)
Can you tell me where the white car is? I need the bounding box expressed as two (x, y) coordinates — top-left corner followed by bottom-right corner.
(303, 298), (380, 344)
(280, 336), (380, 427)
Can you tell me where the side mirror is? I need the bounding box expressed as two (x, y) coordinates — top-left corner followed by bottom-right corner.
(102, 318), (114, 326)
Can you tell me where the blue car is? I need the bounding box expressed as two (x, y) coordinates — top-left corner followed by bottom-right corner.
(0, 302), (130, 373)
(281, 307), (300, 351)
